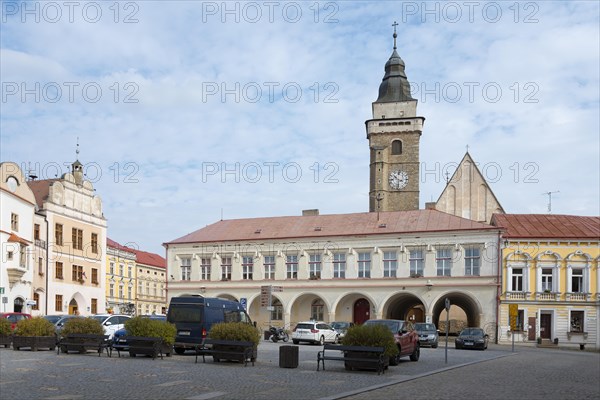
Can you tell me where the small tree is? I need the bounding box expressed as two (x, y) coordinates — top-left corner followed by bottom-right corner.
(342, 324), (399, 358)
(125, 316), (177, 346)
(209, 322), (261, 347)
(61, 318), (104, 335)
(0, 318), (12, 336)
(14, 317), (55, 337)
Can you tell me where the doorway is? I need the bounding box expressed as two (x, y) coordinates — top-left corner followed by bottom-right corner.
(353, 298), (370, 324)
(68, 299), (79, 315)
(13, 297), (24, 313)
(540, 313), (552, 339)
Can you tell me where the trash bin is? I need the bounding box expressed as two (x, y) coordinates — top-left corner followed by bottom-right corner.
(279, 345), (299, 368)
(264, 331), (271, 341)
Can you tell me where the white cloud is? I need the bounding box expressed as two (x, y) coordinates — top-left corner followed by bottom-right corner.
(1, 1), (598, 254)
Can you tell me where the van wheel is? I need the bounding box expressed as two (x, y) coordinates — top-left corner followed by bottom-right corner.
(292, 340), (299, 345)
(174, 347), (185, 355)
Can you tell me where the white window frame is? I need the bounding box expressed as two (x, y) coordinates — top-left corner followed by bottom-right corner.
(464, 246), (480, 276)
(242, 256), (253, 280)
(383, 251), (397, 278)
(357, 252), (371, 278)
(333, 253), (346, 279)
(181, 257), (191, 281)
(286, 255), (298, 280)
(309, 254), (321, 279)
(409, 248), (424, 277)
(264, 256), (275, 280)
(200, 258), (211, 281)
(221, 257), (232, 280)
(436, 247), (452, 277)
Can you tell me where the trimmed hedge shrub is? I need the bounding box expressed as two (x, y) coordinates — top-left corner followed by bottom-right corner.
(14, 317), (55, 337)
(341, 324), (399, 358)
(125, 316), (177, 346)
(208, 322), (261, 347)
(61, 318), (104, 335)
(0, 318), (12, 335)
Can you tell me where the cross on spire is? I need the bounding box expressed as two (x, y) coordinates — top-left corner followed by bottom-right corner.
(392, 21), (398, 50)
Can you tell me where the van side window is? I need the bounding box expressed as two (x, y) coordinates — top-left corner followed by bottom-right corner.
(224, 310), (241, 323)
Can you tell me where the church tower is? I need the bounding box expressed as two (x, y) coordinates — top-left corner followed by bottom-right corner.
(366, 24), (424, 212)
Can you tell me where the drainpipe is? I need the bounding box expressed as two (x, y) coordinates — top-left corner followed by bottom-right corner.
(495, 230), (503, 344)
(44, 215), (49, 315)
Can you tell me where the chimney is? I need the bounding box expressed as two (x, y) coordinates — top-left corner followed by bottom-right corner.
(302, 209), (319, 216)
(425, 202), (437, 210)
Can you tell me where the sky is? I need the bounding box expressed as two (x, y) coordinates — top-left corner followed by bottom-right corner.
(1, 1), (599, 256)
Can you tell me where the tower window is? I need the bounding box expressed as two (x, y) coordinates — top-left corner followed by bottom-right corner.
(391, 140), (402, 155)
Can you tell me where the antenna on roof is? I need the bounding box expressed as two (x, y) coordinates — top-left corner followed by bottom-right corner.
(543, 191), (559, 213)
(27, 162), (37, 181)
(220, 208), (223, 221)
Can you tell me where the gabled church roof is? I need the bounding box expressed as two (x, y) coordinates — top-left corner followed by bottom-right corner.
(165, 209), (498, 245)
(434, 152), (504, 223)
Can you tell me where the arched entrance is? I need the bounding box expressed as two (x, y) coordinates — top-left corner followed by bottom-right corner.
(383, 293), (425, 321)
(432, 292), (481, 334)
(13, 297), (24, 313)
(353, 298), (370, 324)
(68, 299), (79, 315)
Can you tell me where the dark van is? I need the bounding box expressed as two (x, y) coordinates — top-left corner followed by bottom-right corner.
(167, 295), (253, 355)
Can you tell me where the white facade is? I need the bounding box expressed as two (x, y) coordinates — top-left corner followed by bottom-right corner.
(0, 162), (35, 314)
(29, 163), (107, 316)
(166, 212), (501, 336)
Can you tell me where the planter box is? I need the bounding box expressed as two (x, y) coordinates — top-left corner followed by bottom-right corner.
(0, 335), (12, 348)
(211, 344), (257, 363)
(13, 336), (56, 351)
(126, 336), (170, 359)
(343, 350), (389, 372)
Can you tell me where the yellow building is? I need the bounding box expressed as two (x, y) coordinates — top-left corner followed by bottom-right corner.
(133, 249), (167, 315)
(106, 238), (136, 314)
(493, 214), (599, 350)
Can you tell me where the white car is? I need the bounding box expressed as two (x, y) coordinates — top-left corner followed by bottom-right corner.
(91, 314), (131, 339)
(292, 321), (339, 345)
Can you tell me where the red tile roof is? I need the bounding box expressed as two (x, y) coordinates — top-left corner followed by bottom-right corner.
(492, 214), (600, 240)
(107, 238), (165, 268)
(27, 179), (59, 208)
(165, 209), (498, 245)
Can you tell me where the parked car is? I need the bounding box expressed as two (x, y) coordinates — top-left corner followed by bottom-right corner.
(0, 312), (31, 330)
(363, 319), (420, 365)
(330, 321), (355, 341)
(112, 314), (167, 350)
(455, 327), (489, 350)
(91, 314), (131, 339)
(54, 315), (83, 335)
(43, 315), (64, 325)
(292, 321), (339, 345)
(414, 322), (439, 348)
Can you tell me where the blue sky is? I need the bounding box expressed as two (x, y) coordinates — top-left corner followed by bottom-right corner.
(1, 1), (599, 255)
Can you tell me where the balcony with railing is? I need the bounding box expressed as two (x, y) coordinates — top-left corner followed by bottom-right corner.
(535, 291), (560, 301)
(505, 291), (529, 300)
(565, 292), (592, 301)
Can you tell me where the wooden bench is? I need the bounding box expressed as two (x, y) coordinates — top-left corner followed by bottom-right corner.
(317, 344), (385, 375)
(195, 339), (255, 366)
(117, 336), (164, 360)
(58, 334), (111, 357)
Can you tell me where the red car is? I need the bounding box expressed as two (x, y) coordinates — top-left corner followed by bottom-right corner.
(0, 312), (31, 330)
(363, 319), (420, 365)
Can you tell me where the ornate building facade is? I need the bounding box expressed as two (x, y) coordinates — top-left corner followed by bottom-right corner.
(493, 214), (599, 350)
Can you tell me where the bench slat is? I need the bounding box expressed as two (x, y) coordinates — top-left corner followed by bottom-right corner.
(317, 345), (385, 375)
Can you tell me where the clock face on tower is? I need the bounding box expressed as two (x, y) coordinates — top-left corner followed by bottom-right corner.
(389, 170), (409, 190)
